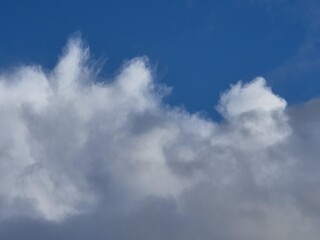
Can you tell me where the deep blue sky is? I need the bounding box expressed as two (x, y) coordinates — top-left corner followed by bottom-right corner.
(0, 0), (319, 117)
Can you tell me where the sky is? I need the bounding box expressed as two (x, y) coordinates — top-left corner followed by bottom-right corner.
(1, 0), (320, 240)
(1, 0), (320, 116)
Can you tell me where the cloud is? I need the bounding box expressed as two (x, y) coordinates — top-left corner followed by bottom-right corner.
(0, 37), (320, 239)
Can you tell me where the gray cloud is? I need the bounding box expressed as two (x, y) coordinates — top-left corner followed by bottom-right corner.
(0, 37), (320, 239)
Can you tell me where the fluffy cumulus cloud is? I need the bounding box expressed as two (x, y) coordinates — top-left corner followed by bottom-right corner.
(0, 37), (320, 239)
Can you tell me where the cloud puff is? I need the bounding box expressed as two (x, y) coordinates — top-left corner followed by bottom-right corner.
(0, 37), (319, 239)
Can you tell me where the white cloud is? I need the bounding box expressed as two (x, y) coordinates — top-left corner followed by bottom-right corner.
(0, 37), (320, 239)
(217, 77), (286, 118)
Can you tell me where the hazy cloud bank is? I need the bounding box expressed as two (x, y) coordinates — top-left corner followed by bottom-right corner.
(0, 38), (319, 239)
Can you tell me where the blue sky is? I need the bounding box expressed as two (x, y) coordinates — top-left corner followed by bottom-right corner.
(0, 0), (318, 117)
